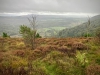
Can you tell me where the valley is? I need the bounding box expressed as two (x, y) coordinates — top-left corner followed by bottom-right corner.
(0, 15), (87, 37)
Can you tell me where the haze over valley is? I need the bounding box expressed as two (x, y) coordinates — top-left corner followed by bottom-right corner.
(0, 15), (87, 37)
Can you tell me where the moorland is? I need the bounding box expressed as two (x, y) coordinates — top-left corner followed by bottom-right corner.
(0, 37), (100, 75)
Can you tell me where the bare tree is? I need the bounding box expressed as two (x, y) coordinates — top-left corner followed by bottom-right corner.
(86, 17), (91, 51)
(87, 17), (91, 38)
(28, 16), (37, 49)
(28, 16), (37, 30)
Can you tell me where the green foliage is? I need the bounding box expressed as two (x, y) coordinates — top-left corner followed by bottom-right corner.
(2, 32), (10, 38)
(19, 25), (36, 49)
(96, 57), (100, 65)
(82, 33), (93, 37)
(66, 51), (89, 75)
(35, 33), (42, 38)
(31, 51), (72, 75)
(76, 51), (88, 67)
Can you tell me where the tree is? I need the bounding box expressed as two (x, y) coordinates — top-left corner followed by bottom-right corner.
(35, 33), (42, 38)
(86, 17), (91, 51)
(87, 17), (91, 38)
(20, 25), (35, 49)
(2, 32), (10, 38)
(28, 16), (37, 47)
(20, 15), (37, 50)
(82, 33), (92, 37)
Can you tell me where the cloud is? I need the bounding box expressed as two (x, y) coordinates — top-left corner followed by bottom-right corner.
(0, 0), (100, 14)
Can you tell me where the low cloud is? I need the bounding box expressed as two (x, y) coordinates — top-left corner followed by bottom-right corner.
(0, 0), (100, 14)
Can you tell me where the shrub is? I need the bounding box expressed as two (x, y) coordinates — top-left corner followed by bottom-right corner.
(0, 38), (8, 52)
(0, 55), (29, 75)
(95, 27), (100, 44)
(13, 50), (25, 57)
(86, 64), (100, 75)
(35, 33), (42, 38)
(2, 32), (10, 38)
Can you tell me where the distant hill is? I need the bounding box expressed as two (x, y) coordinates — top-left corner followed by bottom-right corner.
(59, 15), (100, 37)
(0, 15), (86, 37)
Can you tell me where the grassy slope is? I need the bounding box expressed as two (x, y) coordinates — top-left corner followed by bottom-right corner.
(0, 37), (100, 75)
(59, 15), (100, 37)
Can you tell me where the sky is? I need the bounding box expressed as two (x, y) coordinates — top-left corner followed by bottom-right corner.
(0, 0), (100, 16)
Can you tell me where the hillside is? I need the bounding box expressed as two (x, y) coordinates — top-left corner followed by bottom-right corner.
(0, 37), (100, 75)
(59, 15), (100, 37)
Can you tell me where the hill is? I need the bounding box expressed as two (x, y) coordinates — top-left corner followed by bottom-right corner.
(59, 15), (100, 37)
(0, 37), (100, 75)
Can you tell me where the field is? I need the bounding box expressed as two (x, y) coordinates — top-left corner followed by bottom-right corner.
(0, 37), (100, 75)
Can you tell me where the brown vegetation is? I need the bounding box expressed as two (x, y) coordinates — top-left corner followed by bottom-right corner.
(86, 64), (100, 75)
(0, 37), (98, 75)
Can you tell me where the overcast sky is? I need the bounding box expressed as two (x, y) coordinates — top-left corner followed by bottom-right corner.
(0, 0), (100, 15)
